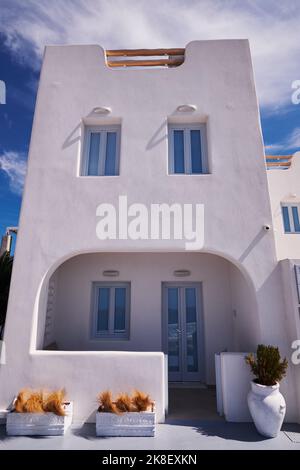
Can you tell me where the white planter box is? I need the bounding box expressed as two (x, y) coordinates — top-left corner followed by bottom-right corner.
(96, 411), (156, 437)
(0, 410), (9, 425)
(6, 402), (73, 436)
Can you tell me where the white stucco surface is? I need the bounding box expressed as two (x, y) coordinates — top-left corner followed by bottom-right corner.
(1, 40), (299, 423)
(36, 252), (260, 385)
(219, 352), (253, 422)
(267, 152), (300, 260)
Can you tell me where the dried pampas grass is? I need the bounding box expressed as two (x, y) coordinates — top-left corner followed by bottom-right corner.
(43, 389), (66, 416)
(13, 388), (68, 415)
(14, 389), (31, 413)
(23, 391), (44, 413)
(97, 389), (153, 414)
(131, 390), (152, 412)
(115, 393), (132, 413)
(97, 390), (118, 413)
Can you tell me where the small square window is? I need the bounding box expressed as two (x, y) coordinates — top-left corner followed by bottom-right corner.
(82, 126), (120, 176)
(168, 124), (209, 174)
(281, 204), (300, 233)
(91, 282), (130, 339)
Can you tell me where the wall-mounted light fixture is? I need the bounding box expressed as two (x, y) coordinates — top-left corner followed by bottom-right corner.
(177, 104), (197, 112)
(92, 106), (112, 115)
(103, 270), (119, 277)
(173, 269), (191, 277)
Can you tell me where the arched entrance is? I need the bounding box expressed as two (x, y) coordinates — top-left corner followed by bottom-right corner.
(35, 251), (260, 387)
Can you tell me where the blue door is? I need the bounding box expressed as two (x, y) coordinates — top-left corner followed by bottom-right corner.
(163, 283), (205, 382)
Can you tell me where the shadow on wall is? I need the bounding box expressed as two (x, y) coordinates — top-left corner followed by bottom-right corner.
(146, 120), (168, 150)
(146, 107), (205, 151)
(62, 123), (81, 150)
(239, 228), (266, 264)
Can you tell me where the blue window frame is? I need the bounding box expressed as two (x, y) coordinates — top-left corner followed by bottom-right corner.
(168, 124), (209, 174)
(292, 207), (300, 232)
(83, 126), (120, 176)
(91, 282), (130, 339)
(281, 205), (300, 233)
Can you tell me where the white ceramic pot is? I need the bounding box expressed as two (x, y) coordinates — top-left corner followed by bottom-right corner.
(247, 381), (286, 438)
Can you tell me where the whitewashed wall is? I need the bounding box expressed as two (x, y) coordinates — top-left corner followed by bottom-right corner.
(229, 263), (260, 351)
(40, 252), (254, 385)
(1, 40), (298, 421)
(267, 152), (300, 260)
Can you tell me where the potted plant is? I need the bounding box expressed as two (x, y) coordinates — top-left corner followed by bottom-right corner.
(96, 390), (155, 437)
(245, 345), (288, 438)
(6, 388), (73, 436)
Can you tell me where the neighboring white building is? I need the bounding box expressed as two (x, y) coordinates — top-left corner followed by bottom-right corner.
(1, 40), (300, 423)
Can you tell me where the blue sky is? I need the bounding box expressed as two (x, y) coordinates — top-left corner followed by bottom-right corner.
(0, 0), (300, 242)
(0, 34), (37, 239)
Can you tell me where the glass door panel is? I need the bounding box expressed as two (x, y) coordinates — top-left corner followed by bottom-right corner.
(164, 284), (204, 382)
(167, 287), (181, 380)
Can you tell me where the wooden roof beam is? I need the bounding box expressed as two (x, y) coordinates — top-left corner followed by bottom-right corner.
(265, 155), (293, 161)
(106, 48), (185, 57)
(266, 161), (291, 167)
(107, 58), (184, 68)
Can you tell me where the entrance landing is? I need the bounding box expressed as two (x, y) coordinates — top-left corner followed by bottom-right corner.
(167, 387), (223, 421)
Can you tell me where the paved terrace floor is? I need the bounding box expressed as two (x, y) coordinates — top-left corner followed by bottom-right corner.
(1, 422), (300, 450)
(1, 389), (300, 450)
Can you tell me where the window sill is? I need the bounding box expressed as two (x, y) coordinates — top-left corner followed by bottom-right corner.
(78, 175), (120, 178)
(167, 173), (211, 177)
(91, 336), (130, 341)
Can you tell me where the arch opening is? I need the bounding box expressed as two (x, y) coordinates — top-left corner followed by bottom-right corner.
(35, 251), (260, 387)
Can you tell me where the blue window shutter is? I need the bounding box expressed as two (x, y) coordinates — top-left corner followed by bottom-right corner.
(105, 132), (117, 175)
(114, 288), (126, 331)
(97, 288), (110, 331)
(190, 129), (202, 173)
(282, 206), (291, 233)
(87, 133), (100, 175)
(173, 130), (185, 173)
(292, 206), (300, 232)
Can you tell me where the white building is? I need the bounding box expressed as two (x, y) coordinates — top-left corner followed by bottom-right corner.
(1, 40), (300, 424)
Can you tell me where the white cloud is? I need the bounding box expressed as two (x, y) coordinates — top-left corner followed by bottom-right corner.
(286, 128), (300, 149)
(1, 0), (300, 109)
(264, 144), (285, 153)
(0, 152), (27, 195)
(265, 127), (300, 154)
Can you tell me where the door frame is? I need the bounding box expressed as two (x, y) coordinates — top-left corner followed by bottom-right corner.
(162, 282), (205, 383)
